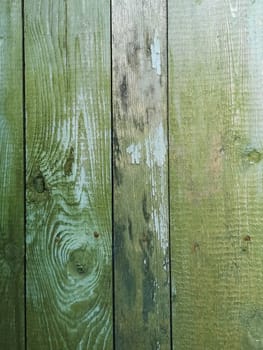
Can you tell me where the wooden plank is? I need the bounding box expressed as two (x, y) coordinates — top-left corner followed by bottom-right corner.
(169, 0), (263, 349)
(112, 1), (170, 348)
(0, 1), (24, 349)
(25, 1), (112, 348)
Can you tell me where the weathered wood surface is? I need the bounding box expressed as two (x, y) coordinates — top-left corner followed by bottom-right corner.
(2, 0), (263, 348)
(25, 0), (112, 349)
(112, 0), (170, 348)
(0, 1), (24, 349)
(169, 0), (263, 349)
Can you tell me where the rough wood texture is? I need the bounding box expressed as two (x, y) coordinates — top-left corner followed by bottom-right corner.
(0, 1), (24, 349)
(25, 1), (112, 348)
(112, 1), (170, 348)
(169, 1), (263, 349)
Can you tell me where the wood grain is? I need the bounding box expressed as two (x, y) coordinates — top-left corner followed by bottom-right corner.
(25, 1), (112, 349)
(0, 1), (24, 349)
(169, 0), (263, 349)
(112, 0), (171, 348)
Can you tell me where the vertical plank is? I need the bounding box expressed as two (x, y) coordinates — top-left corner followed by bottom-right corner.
(0, 1), (24, 349)
(25, 0), (112, 348)
(169, 0), (263, 349)
(112, 1), (170, 348)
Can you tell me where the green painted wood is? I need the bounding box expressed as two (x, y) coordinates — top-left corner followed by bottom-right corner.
(169, 0), (263, 349)
(3, 1), (263, 348)
(25, 0), (112, 348)
(112, 1), (170, 348)
(0, 1), (24, 349)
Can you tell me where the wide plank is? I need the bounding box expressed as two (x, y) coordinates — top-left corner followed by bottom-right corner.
(25, 1), (112, 348)
(112, 0), (171, 348)
(169, 0), (263, 349)
(0, 1), (24, 349)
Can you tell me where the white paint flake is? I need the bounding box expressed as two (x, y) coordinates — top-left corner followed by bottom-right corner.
(152, 205), (168, 254)
(151, 31), (161, 75)
(144, 123), (169, 256)
(126, 143), (142, 164)
(145, 123), (167, 168)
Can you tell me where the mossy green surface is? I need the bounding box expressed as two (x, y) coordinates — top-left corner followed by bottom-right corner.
(25, 1), (112, 349)
(169, 1), (263, 349)
(0, 2), (24, 349)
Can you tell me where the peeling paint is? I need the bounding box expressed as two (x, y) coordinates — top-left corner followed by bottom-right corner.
(144, 122), (168, 256)
(151, 31), (161, 75)
(152, 206), (168, 255)
(126, 143), (142, 164)
(146, 123), (167, 167)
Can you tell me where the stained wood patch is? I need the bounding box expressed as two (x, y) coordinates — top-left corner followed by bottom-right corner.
(112, 0), (171, 348)
(25, 1), (112, 348)
(0, 1), (24, 349)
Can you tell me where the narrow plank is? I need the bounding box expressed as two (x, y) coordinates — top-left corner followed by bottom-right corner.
(169, 0), (263, 349)
(112, 1), (170, 348)
(25, 1), (112, 348)
(0, 1), (24, 349)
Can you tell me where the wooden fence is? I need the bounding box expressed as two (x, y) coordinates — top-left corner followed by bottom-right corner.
(1, 0), (263, 349)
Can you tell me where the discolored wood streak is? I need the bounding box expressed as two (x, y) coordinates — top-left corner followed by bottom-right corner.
(169, 1), (263, 349)
(25, 1), (112, 349)
(0, 1), (24, 349)
(112, 0), (170, 348)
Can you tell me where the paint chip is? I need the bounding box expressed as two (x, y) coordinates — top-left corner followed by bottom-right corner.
(146, 123), (167, 168)
(126, 143), (142, 164)
(151, 32), (161, 75)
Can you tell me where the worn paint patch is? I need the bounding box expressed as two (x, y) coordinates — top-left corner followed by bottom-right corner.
(144, 123), (168, 256)
(151, 32), (161, 75)
(75, 166), (89, 210)
(145, 123), (167, 167)
(126, 143), (142, 164)
(152, 204), (169, 255)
